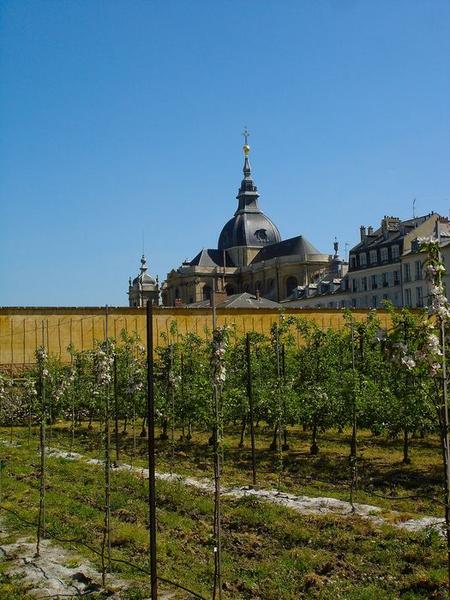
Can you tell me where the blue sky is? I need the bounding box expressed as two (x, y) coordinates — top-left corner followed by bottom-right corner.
(1, 0), (449, 306)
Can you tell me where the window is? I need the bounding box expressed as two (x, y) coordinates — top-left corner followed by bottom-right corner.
(371, 295), (378, 308)
(359, 252), (367, 267)
(370, 250), (378, 265)
(352, 279), (358, 292)
(416, 287), (423, 308)
(405, 288), (412, 307)
(415, 260), (422, 280)
(350, 255), (357, 269)
(392, 245), (400, 260)
(371, 274), (377, 289)
(380, 247), (388, 263)
(382, 272), (389, 288)
(404, 263), (411, 283)
(361, 276), (367, 291)
(351, 298), (357, 308)
(393, 270), (400, 286)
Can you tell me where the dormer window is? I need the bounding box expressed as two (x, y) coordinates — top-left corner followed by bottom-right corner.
(370, 250), (378, 265)
(380, 247), (388, 263)
(359, 252), (367, 267)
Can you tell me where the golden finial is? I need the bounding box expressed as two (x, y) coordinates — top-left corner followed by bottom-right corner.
(242, 126), (250, 156)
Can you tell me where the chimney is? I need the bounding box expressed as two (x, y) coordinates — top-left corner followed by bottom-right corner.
(360, 225), (366, 241)
(210, 290), (227, 308)
(367, 226), (374, 235)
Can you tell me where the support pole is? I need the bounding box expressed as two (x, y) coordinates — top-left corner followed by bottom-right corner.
(246, 334), (257, 486)
(146, 301), (158, 599)
(114, 356), (120, 465)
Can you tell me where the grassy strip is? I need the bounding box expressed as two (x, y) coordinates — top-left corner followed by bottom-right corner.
(17, 422), (446, 518)
(0, 428), (448, 599)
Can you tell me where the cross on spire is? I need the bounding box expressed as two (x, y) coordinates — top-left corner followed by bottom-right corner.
(242, 127), (250, 145)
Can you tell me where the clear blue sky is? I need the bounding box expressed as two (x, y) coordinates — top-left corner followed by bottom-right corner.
(1, 0), (449, 306)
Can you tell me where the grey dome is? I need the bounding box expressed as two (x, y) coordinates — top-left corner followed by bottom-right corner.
(132, 255), (157, 287)
(218, 212), (281, 250)
(218, 153), (281, 251)
(132, 272), (156, 286)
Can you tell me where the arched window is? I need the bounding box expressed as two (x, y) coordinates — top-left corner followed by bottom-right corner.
(225, 284), (235, 296)
(175, 288), (180, 299)
(266, 278), (275, 292)
(203, 286), (212, 301)
(286, 276), (298, 297)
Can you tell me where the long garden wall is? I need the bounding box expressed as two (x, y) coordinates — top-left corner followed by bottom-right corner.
(0, 306), (392, 368)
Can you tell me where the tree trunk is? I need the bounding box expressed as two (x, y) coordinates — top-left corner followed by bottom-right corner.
(403, 427), (411, 464)
(270, 424), (278, 451)
(160, 417), (169, 440)
(310, 422), (319, 455)
(282, 428), (289, 451)
(238, 414), (247, 448)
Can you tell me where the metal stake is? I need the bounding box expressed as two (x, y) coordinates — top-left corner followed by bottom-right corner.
(146, 301), (158, 599)
(246, 334), (257, 485)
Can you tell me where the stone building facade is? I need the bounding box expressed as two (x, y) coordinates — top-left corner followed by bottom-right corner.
(287, 212), (450, 309)
(163, 142), (332, 306)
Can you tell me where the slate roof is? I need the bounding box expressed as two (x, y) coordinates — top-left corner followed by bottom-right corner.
(189, 249), (235, 268)
(252, 235), (322, 263)
(350, 215), (430, 253)
(187, 292), (280, 309)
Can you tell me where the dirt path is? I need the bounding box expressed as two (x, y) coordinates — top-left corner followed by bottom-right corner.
(0, 525), (128, 598)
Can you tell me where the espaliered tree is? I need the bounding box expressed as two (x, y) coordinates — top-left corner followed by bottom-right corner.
(383, 306), (435, 464)
(92, 338), (115, 585)
(294, 319), (341, 455)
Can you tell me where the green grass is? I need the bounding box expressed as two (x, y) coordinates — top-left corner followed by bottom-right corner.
(0, 424), (448, 598)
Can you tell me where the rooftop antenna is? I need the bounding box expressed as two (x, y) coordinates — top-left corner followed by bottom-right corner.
(413, 198), (416, 219)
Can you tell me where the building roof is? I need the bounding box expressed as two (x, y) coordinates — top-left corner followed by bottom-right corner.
(189, 248), (235, 267)
(218, 151), (281, 250)
(350, 215), (433, 254)
(252, 235), (322, 263)
(187, 292), (281, 309)
(221, 292), (280, 308)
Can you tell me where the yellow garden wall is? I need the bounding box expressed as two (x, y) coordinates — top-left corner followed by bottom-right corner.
(0, 306), (392, 368)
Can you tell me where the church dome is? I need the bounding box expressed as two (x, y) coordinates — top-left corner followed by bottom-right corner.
(218, 212), (281, 250)
(218, 145), (281, 251)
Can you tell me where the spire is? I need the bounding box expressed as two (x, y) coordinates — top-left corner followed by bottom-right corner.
(242, 126), (251, 176)
(237, 128), (259, 212)
(140, 254), (147, 274)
